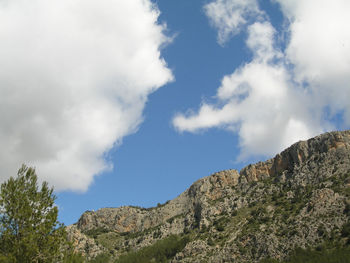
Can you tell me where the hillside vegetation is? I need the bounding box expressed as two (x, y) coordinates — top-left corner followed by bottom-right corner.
(67, 130), (350, 262)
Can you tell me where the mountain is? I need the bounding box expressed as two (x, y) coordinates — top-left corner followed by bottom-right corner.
(67, 130), (350, 262)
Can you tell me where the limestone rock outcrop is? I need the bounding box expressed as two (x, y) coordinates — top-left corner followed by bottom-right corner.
(67, 130), (350, 262)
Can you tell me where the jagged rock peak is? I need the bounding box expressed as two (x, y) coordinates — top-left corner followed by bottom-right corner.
(76, 130), (350, 233)
(68, 130), (350, 261)
(240, 130), (350, 182)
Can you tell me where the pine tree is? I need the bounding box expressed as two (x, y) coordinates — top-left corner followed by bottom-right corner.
(0, 165), (68, 262)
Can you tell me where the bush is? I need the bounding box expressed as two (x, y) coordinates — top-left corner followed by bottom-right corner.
(63, 252), (85, 263)
(115, 234), (189, 263)
(341, 222), (350, 243)
(259, 246), (350, 263)
(213, 216), (230, 232)
(89, 253), (111, 263)
(84, 227), (109, 239)
(287, 247), (350, 263)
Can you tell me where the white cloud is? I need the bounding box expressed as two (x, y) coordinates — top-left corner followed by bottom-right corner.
(204, 0), (263, 45)
(276, 0), (350, 123)
(0, 0), (173, 191)
(175, 0), (350, 161)
(173, 21), (324, 160)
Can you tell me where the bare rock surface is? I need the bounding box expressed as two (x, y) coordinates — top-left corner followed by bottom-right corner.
(67, 130), (350, 262)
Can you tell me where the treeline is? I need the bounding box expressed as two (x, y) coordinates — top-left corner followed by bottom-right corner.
(261, 246), (350, 263)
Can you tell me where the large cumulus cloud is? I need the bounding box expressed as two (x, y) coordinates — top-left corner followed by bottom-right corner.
(277, 0), (350, 123)
(0, 0), (173, 191)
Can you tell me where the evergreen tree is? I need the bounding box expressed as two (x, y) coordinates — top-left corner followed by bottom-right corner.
(0, 165), (68, 262)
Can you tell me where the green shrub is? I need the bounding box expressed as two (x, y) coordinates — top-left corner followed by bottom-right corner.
(115, 234), (189, 263)
(213, 216), (230, 232)
(89, 253), (111, 263)
(259, 259), (279, 263)
(207, 238), (215, 246)
(286, 247), (350, 263)
(259, 246), (350, 263)
(344, 203), (350, 216)
(63, 252), (85, 263)
(84, 227), (109, 239)
(341, 222), (350, 243)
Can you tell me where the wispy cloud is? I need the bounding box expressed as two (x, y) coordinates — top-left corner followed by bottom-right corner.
(174, 0), (349, 161)
(0, 0), (173, 191)
(204, 0), (263, 45)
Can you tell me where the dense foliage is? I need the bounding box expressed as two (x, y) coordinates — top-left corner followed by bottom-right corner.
(115, 234), (189, 263)
(260, 246), (350, 263)
(0, 165), (70, 262)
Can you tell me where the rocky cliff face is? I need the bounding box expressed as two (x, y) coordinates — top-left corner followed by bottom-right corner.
(67, 130), (350, 262)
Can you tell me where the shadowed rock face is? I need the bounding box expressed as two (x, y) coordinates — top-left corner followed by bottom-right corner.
(68, 130), (350, 262)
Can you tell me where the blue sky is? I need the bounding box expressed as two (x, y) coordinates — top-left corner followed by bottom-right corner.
(0, 0), (349, 225)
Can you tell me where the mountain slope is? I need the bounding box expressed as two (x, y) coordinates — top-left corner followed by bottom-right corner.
(67, 130), (350, 262)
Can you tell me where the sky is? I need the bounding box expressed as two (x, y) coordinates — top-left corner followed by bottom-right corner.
(0, 0), (349, 225)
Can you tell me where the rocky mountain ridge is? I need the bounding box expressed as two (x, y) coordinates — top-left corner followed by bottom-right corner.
(67, 130), (350, 262)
